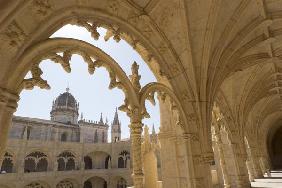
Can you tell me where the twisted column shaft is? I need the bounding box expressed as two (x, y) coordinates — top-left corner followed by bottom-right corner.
(130, 120), (144, 188)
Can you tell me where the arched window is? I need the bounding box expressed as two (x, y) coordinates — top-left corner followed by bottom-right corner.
(84, 156), (92, 169)
(105, 155), (111, 169)
(1, 152), (13, 173)
(57, 158), (65, 171)
(66, 158), (75, 171)
(24, 152), (48, 172)
(118, 157), (124, 168)
(83, 181), (92, 188)
(37, 158), (48, 172)
(57, 151), (75, 171)
(25, 182), (45, 188)
(61, 132), (67, 142)
(24, 158), (36, 172)
(118, 151), (130, 168)
(117, 178), (127, 188)
(56, 180), (74, 188)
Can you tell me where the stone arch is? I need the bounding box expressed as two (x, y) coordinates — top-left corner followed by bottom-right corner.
(83, 176), (107, 188)
(1, 9), (196, 188)
(57, 151), (76, 171)
(86, 151), (111, 169)
(84, 155), (92, 170)
(0, 152), (13, 173)
(56, 179), (77, 188)
(117, 150), (130, 168)
(10, 38), (139, 108)
(4, 5), (187, 88)
(24, 151), (48, 172)
(4, 5), (196, 144)
(269, 125), (282, 169)
(113, 176), (127, 188)
(105, 155), (111, 169)
(55, 178), (79, 188)
(24, 181), (50, 188)
(118, 157), (124, 168)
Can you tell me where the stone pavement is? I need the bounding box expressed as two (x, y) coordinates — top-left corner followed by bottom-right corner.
(251, 171), (282, 188)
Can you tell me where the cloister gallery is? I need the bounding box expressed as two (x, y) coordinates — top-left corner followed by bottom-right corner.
(0, 0), (282, 188)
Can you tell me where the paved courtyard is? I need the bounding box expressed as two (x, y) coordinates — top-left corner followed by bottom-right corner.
(252, 171), (282, 188)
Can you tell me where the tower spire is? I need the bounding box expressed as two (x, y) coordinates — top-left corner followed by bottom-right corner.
(99, 112), (104, 124)
(112, 107), (120, 125)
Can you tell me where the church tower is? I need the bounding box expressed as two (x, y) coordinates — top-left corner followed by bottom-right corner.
(111, 108), (121, 142)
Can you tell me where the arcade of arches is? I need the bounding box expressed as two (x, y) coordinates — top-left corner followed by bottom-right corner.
(1, 0), (282, 188)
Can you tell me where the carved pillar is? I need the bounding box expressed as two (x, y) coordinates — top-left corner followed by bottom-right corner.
(129, 108), (144, 188)
(0, 87), (19, 166)
(214, 124), (231, 188)
(246, 160), (255, 182)
(158, 131), (181, 188)
(248, 147), (263, 178)
(231, 142), (251, 188)
(142, 126), (158, 188)
(181, 132), (213, 188)
(259, 157), (270, 177)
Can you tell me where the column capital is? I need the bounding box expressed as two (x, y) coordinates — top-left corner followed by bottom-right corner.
(0, 87), (19, 112)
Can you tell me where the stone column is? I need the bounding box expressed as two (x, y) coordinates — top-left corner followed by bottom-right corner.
(142, 125), (158, 188)
(0, 87), (19, 166)
(249, 148), (263, 178)
(182, 132), (213, 188)
(245, 139), (263, 179)
(129, 108), (144, 188)
(231, 142), (251, 188)
(246, 160), (255, 182)
(214, 124), (231, 188)
(158, 131), (181, 188)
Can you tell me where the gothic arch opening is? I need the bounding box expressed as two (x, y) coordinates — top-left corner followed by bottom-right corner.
(86, 151), (111, 169)
(84, 156), (92, 170)
(2, 17), (190, 188)
(0, 152), (13, 173)
(269, 125), (282, 169)
(56, 179), (76, 188)
(57, 151), (76, 171)
(84, 176), (107, 188)
(24, 151), (48, 173)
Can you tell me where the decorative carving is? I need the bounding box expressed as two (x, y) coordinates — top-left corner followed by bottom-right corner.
(73, 20), (100, 40)
(32, 0), (51, 16)
(108, 70), (123, 90)
(46, 51), (72, 73)
(5, 21), (26, 47)
(107, 0), (120, 16)
(129, 62), (141, 92)
(22, 64), (50, 90)
(104, 26), (121, 42)
(0, 87), (19, 111)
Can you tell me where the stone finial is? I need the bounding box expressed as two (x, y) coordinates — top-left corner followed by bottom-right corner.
(129, 61), (141, 92)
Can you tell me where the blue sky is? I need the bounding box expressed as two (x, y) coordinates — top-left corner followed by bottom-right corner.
(15, 25), (160, 139)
